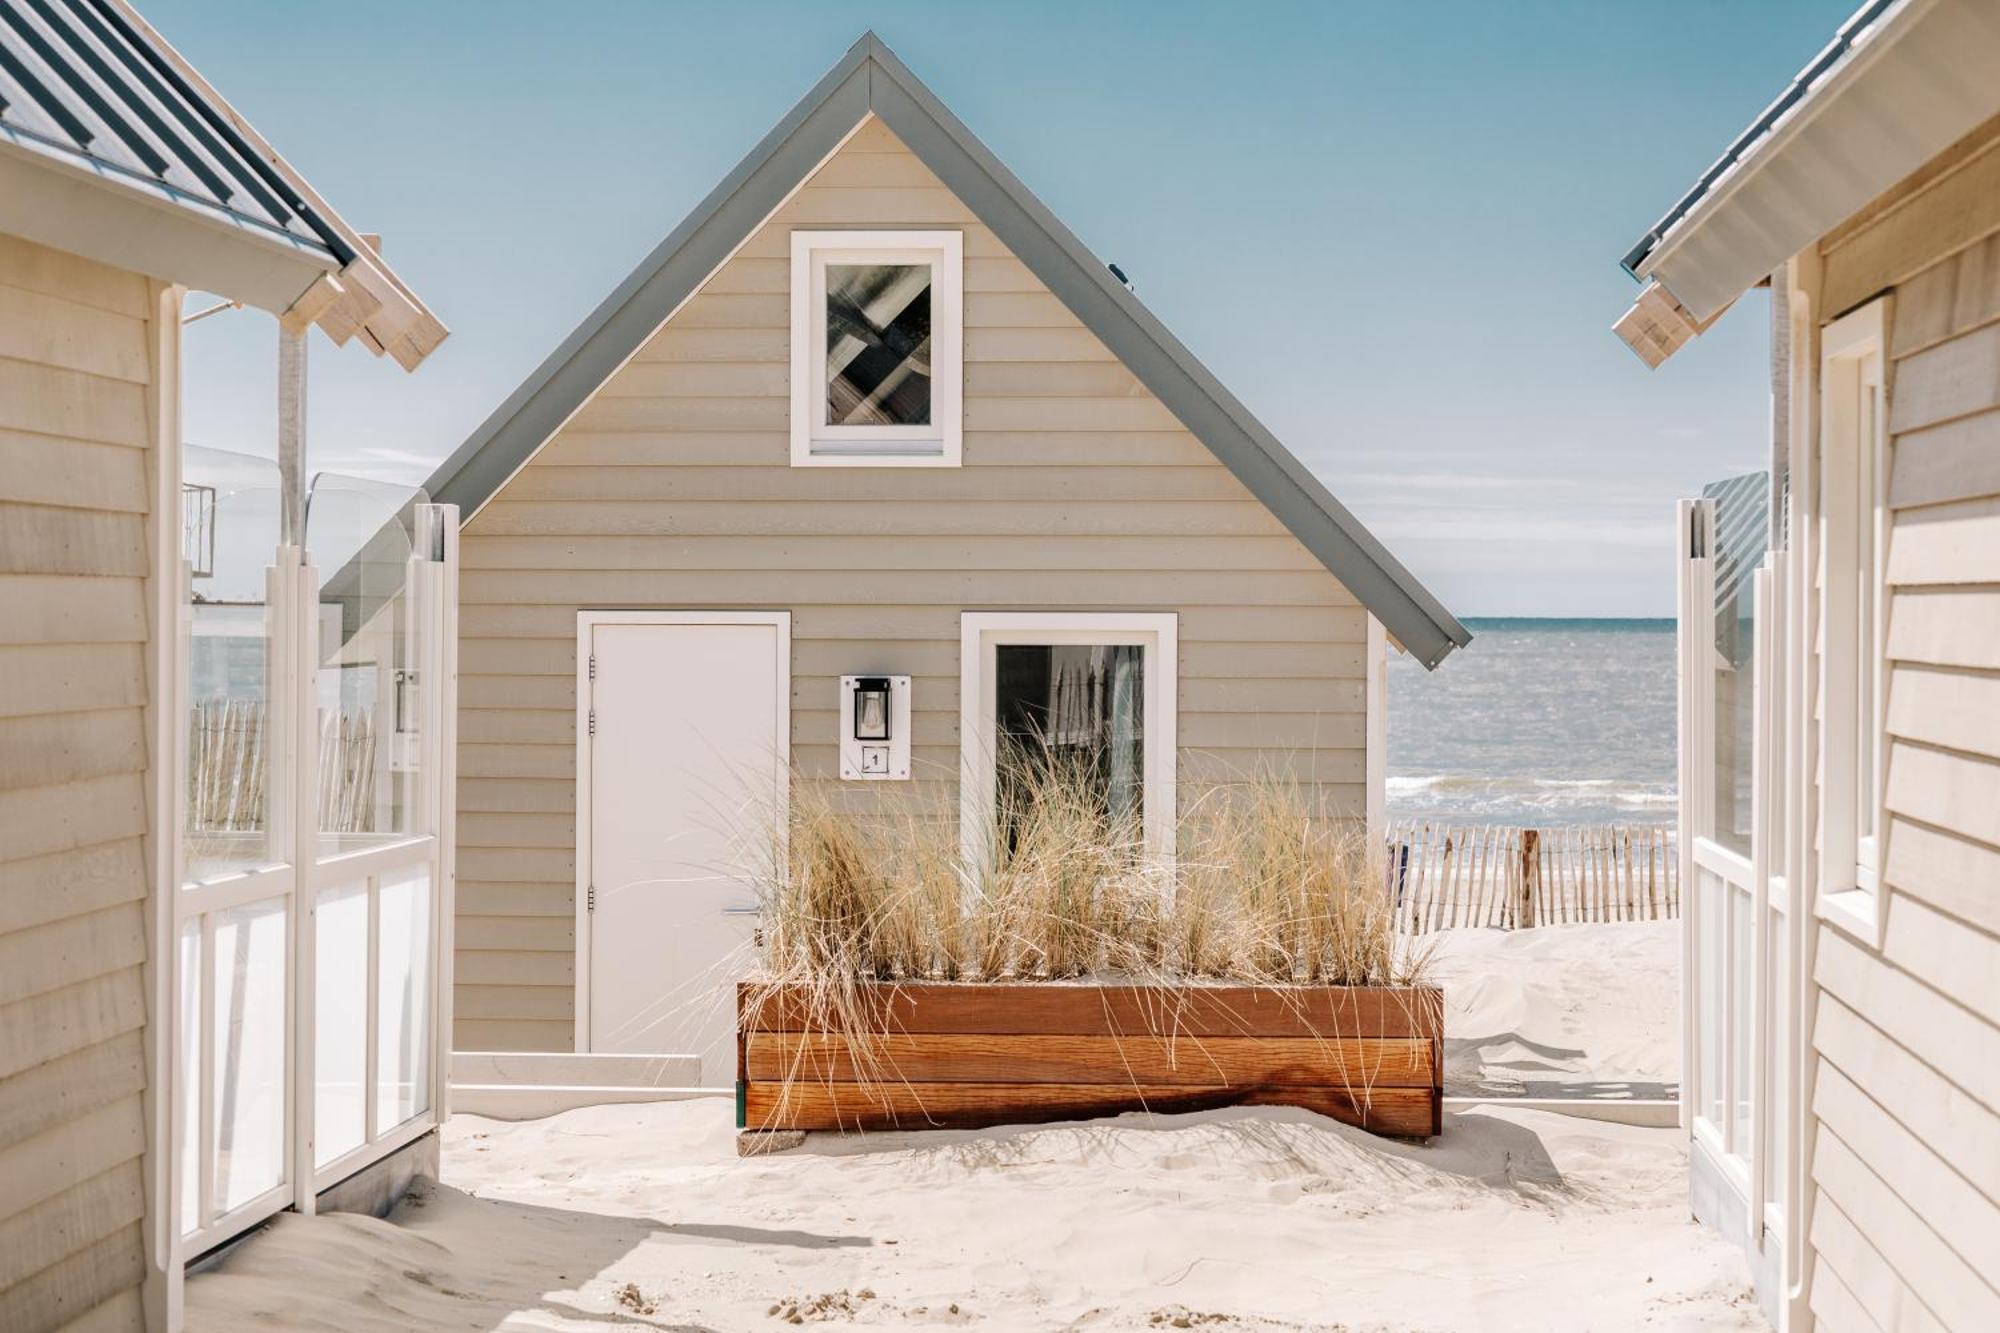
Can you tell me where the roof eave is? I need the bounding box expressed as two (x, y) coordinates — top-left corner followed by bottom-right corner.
(1619, 0), (2000, 331)
(99, 0), (448, 369)
(0, 133), (340, 309)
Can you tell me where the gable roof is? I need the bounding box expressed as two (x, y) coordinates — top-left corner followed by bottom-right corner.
(424, 32), (1469, 668)
(0, 0), (444, 367)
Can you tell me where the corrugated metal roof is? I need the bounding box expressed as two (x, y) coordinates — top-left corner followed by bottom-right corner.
(0, 0), (348, 263)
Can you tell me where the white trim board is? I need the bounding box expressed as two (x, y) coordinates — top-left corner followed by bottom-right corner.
(957, 611), (1178, 871)
(790, 228), (963, 467)
(572, 610), (792, 1053)
(1815, 297), (1890, 950)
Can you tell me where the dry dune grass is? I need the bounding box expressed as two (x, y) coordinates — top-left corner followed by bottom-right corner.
(748, 754), (1432, 1051)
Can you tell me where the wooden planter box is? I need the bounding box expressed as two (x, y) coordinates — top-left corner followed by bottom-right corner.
(736, 981), (1444, 1139)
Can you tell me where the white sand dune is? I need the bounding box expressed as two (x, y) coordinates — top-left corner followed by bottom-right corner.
(186, 923), (1719, 1330)
(1427, 920), (1679, 1098)
(186, 1094), (1753, 1331)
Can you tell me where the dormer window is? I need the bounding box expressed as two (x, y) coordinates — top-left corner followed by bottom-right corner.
(791, 230), (962, 466)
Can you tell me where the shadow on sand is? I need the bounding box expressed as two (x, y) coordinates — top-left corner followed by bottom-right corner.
(183, 1177), (876, 1332)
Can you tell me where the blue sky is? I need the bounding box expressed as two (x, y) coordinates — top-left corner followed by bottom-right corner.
(162, 0), (1852, 616)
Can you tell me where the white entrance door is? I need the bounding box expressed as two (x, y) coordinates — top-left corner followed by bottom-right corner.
(580, 613), (788, 1084)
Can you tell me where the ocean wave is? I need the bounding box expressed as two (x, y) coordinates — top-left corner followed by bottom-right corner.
(1386, 773), (1676, 824)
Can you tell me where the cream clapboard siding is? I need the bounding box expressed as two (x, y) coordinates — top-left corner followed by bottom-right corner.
(1804, 129), (2000, 1333)
(0, 234), (155, 1332)
(454, 119), (1371, 1051)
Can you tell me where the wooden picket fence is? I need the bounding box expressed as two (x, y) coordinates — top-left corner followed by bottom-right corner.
(1384, 820), (1678, 933)
(188, 699), (382, 834)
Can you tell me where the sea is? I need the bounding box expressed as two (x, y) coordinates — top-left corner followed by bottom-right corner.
(1387, 617), (1676, 827)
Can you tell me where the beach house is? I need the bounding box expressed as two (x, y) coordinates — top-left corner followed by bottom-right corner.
(0, 2), (452, 1329)
(1616, 0), (2000, 1327)
(422, 33), (1467, 1085)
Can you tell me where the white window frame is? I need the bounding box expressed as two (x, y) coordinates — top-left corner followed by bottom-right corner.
(1816, 296), (1889, 948)
(958, 612), (1178, 870)
(790, 229), (962, 467)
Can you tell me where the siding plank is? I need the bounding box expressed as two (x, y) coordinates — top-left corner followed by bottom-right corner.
(0, 1160), (144, 1294)
(461, 569), (1353, 608)
(473, 499), (1291, 538)
(455, 950), (573, 987)
(1823, 127), (2000, 319)
(0, 644), (145, 719)
(0, 970), (146, 1082)
(0, 902), (146, 1008)
(454, 1018), (571, 1052)
(0, 356), (146, 447)
(1883, 815), (2000, 937)
(1888, 320), (2000, 434)
(1881, 892), (2000, 1032)
(0, 709), (146, 792)
(0, 575), (146, 646)
(462, 534), (1324, 573)
(1886, 665), (2000, 760)
(1887, 587), (2000, 669)
(0, 773), (146, 863)
(0, 1030), (145, 1154)
(0, 283), (148, 383)
(0, 236), (148, 317)
(0, 839), (144, 937)
(1885, 739), (2000, 848)
(0, 429), (149, 512)
(1815, 1060), (2000, 1278)
(0, 1222), (145, 1333)
(1886, 494), (2000, 585)
(1811, 1194), (1948, 1333)
(1814, 928), (2000, 1111)
(1890, 409), (2000, 511)
(0, 1098), (144, 1225)
(1812, 1128), (2000, 1331)
(499, 464), (1249, 504)
(1814, 993), (2000, 1204)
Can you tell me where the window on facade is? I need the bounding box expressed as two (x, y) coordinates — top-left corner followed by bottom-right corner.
(792, 231), (961, 465)
(961, 614), (1177, 872)
(1818, 297), (1888, 942)
(994, 643), (1146, 851)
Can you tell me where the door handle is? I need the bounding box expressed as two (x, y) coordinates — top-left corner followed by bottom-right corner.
(719, 906), (761, 917)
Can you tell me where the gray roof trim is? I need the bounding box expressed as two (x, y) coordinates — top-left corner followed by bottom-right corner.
(426, 33), (1469, 668)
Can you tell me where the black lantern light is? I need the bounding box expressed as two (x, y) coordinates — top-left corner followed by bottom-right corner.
(852, 677), (892, 741)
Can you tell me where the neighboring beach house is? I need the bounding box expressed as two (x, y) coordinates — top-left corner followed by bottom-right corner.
(0, 3), (451, 1330)
(1616, 0), (2000, 1328)
(423, 34), (1468, 1078)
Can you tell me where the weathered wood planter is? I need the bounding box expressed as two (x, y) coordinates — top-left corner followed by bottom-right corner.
(736, 981), (1444, 1139)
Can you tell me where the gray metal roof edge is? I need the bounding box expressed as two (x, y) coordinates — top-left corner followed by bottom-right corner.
(422, 40), (873, 511)
(424, 31), (1469, 668)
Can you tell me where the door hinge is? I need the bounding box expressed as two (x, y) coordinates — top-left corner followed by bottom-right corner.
(586, 883), (596, 913)
(588, 708), (596, 736)
(588, 653), (596, 681)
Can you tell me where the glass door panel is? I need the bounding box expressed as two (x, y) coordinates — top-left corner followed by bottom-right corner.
(313, 880), (369, 1167)
(210, 898), (288, 1212)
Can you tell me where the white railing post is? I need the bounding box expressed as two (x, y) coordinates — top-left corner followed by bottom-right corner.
(291, 552), (319, 1217)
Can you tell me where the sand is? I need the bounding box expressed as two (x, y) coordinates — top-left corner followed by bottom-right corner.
(1427, 920), (1679, 1098)
(186, 922), (1736, 1331)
